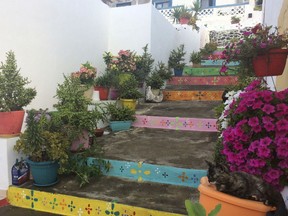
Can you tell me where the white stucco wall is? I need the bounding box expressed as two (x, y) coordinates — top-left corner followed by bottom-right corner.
(108, 4), (152, 55)
(0, 0), (110, 110)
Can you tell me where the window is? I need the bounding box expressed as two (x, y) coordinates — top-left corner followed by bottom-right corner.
(116, 2), (132, 7)
(209, 0), (215, 7)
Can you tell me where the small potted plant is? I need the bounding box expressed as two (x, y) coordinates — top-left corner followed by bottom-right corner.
(231, 16), (240, 24)
(14, 109), (70, 186)
(0, 51), (37, 136)
(71, 61), (97, 99)
(200, 42), (218, 60)
(171, 6), (192, 25)
(168, 44), (186, 76)
(118, 76), (143, 110)
(190, 51), (202, 67)
(105, 102), (136, 132)
(94, 71), (112, 100)
(54, 75), (99, 152)
(220, 23), (288, 78)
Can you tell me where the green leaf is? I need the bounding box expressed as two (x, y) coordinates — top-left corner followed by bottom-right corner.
(193, 202), (206, 216)
(208, 204), (222, 216)
(185, 200), (195, 216)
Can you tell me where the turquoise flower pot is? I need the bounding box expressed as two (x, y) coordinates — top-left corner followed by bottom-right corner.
(109, 121), (132, 132)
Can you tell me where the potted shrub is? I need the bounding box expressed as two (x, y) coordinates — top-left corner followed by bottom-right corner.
(54, 75), (99, 152)
(71, 61), (97, 99)
(0, 51), (37, 136)
(220, 23), (288, 79)
(146, 62), (171, 97)
(105, 102), (136, 132)
(14, 109), (70, 186)
(231, 16), (240, 24)
(200, 42), (218, 60)
(168, 44), (186, 77)
(94, 71), (111, 100)
(190, 51), (202, 67)
(118, 76), (143, 110)
(179, 9), (192, 25)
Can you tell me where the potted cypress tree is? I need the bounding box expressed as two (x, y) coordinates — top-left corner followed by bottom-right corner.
(168, 44), (186, 76)
(0, 51), (37, 136)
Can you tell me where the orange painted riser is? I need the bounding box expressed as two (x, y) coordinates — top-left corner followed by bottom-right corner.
(198, 177), (274, 216)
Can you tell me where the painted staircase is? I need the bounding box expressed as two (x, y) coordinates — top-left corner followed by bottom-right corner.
(3, 62), (238, 216)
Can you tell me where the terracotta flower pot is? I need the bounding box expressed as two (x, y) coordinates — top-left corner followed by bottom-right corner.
(253, 49), (288, 77)
(198, 177), (274, 216)
(179, 17), (190, 25)
(94, 86), (109, 100)
(0, 110), (25, 137)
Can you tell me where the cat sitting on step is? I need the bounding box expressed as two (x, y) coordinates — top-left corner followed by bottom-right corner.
(205, 160), (287, 216)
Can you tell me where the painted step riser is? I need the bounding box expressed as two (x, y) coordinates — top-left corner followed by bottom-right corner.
(167, 76), (238, 86)
(8, 187), (184, 216)
(184, 66), (237, 76)
(163, 91), (223, 101)
(133, 115), (218, 132)
(88, 158), (207, 188)
(201, 60), (239, 66)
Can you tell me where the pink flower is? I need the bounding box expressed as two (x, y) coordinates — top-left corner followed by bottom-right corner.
(263, 122), (275, 131)
(262, 104), (275, 114)
(259, 137), (272, 146)
(248, 140), (259, 152)
(257, 145), (271, 158)
(220, 65), (228, 74)
(276, 119), (288, 131)
(248, 117), (259, 127)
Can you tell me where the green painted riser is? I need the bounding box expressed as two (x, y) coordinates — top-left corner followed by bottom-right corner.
(183, 66), (238, 76)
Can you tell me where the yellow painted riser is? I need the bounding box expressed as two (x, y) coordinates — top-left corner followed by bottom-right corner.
(163, 91), (223, 101)
(8, 186), (184, 216)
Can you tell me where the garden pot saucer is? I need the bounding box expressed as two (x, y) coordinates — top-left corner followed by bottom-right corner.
(33, 178), (59, 187)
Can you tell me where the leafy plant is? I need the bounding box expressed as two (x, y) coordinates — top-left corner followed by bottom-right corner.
(118, 76), (143, 99)
(0, 51), (36, 112)
(134, 44), (155, 83)
(168, 44), (186, 70)
(200, 42), (218, 58)
(171, 6), (183, 23)
(185, 200), (221, 216)
(190, 51), (202, 64)
(231, 16), (240, 24)
(105, 102), (136, 122)
(94, 71), (112, 88)
(146, 62), (171, 89)
(14, 109), (70, 169)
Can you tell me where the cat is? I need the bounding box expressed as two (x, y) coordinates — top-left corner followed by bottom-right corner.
(205, 160), (287, 216)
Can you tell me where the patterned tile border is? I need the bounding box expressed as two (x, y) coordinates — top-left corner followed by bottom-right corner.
(184, 66), (237, 76)
(8, 186), (184, 216)
(163, 90), (223, 101)
(201, 60), (239, 67)
(88, 158), (207, 188)
(132, 115), (217, 132)
(167, 76), (238, 86)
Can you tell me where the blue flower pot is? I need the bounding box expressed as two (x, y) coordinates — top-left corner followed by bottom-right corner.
(174, 68), (183, 76)
(26, 159), (59, 186)
(109, 121), (132, 132)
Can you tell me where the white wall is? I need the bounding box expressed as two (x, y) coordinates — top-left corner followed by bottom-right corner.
(0, 0), (110, 110)
(108, 4), (152, 54)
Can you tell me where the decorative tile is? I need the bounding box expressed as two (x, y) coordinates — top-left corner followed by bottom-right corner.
(8, 187), (184, 216)
(183, 66), (237, 76)
(162, 90), (223, 101)
(87, 158), (207, 188)
(133, 115), (217, 132)
(167, 76), (238, 86)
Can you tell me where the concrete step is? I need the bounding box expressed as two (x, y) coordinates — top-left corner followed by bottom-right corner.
(165, 85), (228, 91)
(100, 127), (217, 170)
(136, 101), (221, 118)
(167, 76), (238, 86)
(200, 60), (239, 67)
(163, 90), (223, 101)
(7, 175), (198, 215)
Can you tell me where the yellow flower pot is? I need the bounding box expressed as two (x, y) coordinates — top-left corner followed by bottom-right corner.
(120, 99), (137, 110)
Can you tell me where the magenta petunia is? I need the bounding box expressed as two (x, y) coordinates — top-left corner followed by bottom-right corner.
(263, 122), (275, 132)
(248, 159), (266, 168)
(259, 137), (272, 146)
(276, 145), (288, 158)
(276, 119), (288, 132)
(265, 169), (283, 181)
(248, 140), (259, 152)
(262, 104), (275, 114)
(257, 145), (271, 158)
(251, 125), (262, 133)
(260, 90), (273, 103)
(262, 116), (274, 124)
(248, 117), (259, 127)
(276, 103), (288, 113)
(252, 100), (264, 109)
(279, 160), (288, 169)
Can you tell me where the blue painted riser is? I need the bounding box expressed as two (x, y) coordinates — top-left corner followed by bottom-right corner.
(201, 60), (239, 66)
(88, 158), (207, 188)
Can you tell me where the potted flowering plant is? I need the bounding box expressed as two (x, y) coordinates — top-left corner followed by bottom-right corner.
(220, 23), (288, 78)
(216, 79), (288, 191)
(14, 109), (70, 186)
(71, 61), (97, 99)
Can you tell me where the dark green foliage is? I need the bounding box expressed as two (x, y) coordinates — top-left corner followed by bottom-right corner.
(0, 51), (36, 111)
(94, 71), (112, 88)
(118, 76), (143, 99)
(134, 44), (154, 83)
(146, 72), (164, 89)
(105, 102), (136, 121)
(190, 51), (202, 64)
(200, 42), (218, 57)
(168, 44), (186, 70)
(156, 62), (173, 80)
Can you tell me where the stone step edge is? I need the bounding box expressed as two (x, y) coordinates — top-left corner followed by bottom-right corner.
(133, 115), (218, 132)
(163, 90), (223, 101)
(89, 158), (207, 188)
(167, 76), (238, 86)
(8, 186), (184, 216)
